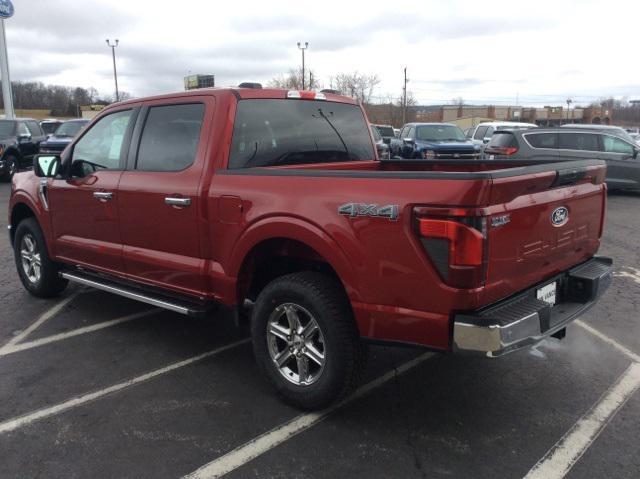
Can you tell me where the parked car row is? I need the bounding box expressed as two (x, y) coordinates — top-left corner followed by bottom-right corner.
(0, 118), (88, 181)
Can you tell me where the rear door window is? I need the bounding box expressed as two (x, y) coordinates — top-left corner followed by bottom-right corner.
(484, 126), (495, 138)
(136, 103), (205, 171)
(525, 133), (558, 149)
(229, 99), (374, 169)
(558, 133), (600, 151)
(602, 135), (635, 155)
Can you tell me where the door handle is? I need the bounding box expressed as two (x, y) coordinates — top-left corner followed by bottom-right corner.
(165, 197), (191, 207)
(93, 191), (114, 201)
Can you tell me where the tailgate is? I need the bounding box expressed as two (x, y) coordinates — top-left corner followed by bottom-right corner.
(481, 162), (606, 304)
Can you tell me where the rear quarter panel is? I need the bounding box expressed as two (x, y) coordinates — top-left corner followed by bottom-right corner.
(206, 171), (494, 349)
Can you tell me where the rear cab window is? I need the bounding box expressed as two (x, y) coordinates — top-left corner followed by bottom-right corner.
(229, 99), (374, 169)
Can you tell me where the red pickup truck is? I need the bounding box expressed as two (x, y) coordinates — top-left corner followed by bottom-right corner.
(8, 87), (612, 410)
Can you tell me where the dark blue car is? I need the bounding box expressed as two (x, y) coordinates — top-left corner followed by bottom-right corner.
(38, 119), (90, 155)
(389, 123), (480, 159)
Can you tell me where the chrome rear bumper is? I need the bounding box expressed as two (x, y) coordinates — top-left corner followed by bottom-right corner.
(453, 256), (613, 357)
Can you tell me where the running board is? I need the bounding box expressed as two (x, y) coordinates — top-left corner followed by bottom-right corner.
(60, 271), (213, 317)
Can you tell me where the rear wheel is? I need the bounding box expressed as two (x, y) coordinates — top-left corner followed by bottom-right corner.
(14, 218), (68, 297)
(251, 271), (366, 410)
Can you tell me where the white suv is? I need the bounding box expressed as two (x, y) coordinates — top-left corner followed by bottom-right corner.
(469, 121), (538, 147)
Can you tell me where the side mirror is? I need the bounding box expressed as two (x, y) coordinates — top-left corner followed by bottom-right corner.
(34, 155), (61, 178)
(18, 133), (32, 143)
(483, 137), (491, 144)
(403, 137), (415, 145)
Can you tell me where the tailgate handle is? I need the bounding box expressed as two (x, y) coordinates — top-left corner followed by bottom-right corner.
(552, 167), (588, 187)
(165, 197), (191, 207)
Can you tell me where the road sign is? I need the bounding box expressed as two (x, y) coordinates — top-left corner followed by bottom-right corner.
(0, 1), (14, 19)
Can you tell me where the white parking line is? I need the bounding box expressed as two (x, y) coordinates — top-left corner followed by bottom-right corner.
(0, 338), (250, 435)
(0, 309), (159, 358)
(183, 352), (433, 479)
(0, 293), (79, 351)
(524, 362), (640, 479)
(575, 320), (640, 363)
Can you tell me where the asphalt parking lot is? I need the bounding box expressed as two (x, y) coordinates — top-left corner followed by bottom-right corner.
(0, 181), (639, 479)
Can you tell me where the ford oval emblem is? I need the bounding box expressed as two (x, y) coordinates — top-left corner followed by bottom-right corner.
(551, 206), (569, 227)
(0, 0), (14, 19)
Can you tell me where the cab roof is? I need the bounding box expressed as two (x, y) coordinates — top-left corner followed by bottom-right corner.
(111, 87), (359, 109)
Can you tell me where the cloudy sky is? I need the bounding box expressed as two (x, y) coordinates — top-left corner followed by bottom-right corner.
(5, 0), (640, 106)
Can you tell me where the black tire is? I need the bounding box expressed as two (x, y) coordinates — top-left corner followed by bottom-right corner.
(251, 271), (367, 410)
(2, 155), (18, 182)
(13, 217), (68, 298)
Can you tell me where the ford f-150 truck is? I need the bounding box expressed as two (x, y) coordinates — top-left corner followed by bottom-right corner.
(8, 87), (612, 410)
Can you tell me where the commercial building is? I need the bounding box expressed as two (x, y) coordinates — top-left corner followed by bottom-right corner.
(414, 104), (614, 128)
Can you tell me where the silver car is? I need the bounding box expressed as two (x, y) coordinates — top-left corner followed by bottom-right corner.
(485, 128), (640, 191)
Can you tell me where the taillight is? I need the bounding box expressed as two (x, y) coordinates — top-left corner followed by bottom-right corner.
(414, 207), (487, 289)
(486, 146), (518, 156)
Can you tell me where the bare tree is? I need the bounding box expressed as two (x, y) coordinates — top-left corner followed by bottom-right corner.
(269, 68), (319, 90)
(329, 72), (380, 105)
(451, 96), (465, 106)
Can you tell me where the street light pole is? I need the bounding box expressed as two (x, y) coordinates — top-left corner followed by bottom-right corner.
(0, 18), (15, 119)
(105, 39), (120, 102)
(297, 42), (308, 90)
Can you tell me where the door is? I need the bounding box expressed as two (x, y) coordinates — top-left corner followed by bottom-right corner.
(118, 99), (211, 296)
(601, 134), (640, 189)
(47, 108), (138, 274)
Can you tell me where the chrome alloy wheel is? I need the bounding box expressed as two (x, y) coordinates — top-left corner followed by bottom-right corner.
(266, 303), (326, 386)
(20, 234), (42, 284)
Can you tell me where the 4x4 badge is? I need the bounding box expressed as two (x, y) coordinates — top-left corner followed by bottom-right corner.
(338, 203), (399, 221)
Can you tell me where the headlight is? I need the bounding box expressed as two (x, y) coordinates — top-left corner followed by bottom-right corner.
(422, 150), (436, 160)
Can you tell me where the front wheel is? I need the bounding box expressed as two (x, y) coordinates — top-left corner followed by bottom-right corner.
(14, 218), (68, 298)
(251, 272), (366, 410)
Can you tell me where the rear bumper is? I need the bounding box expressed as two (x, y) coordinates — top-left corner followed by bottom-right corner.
(453, 256), (613, 357)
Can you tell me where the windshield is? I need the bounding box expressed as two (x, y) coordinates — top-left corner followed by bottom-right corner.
(377, 126), (395, 137)
(0, 120), (15, 138)
(229, 99), (374, 168)
(54, 121), (88, 137)
(416, 125), (466, 142)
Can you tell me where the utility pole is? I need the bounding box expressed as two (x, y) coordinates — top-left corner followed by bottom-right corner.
(297, 42), (308, 90)
(402, 67), (408, 125)
(566, 98), (572, 123)
(105, 39), (120, 102)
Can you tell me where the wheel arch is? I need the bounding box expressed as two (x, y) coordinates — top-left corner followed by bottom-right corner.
(231, 217), (360, 307)
(9, 202), (37, 246)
